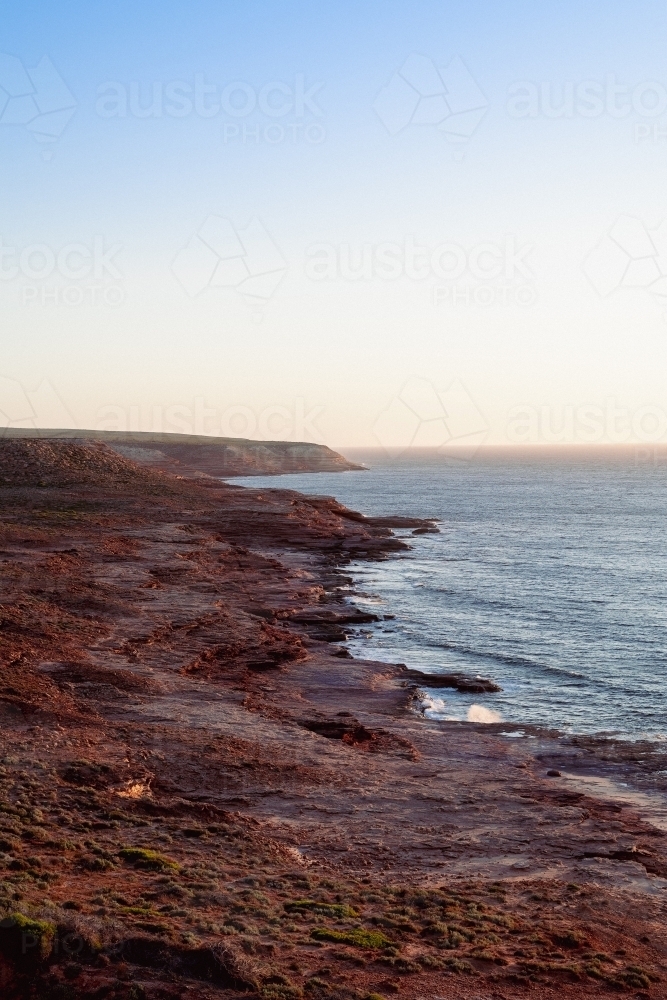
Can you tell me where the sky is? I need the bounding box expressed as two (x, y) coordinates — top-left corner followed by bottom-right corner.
(2, 0), (667, 451)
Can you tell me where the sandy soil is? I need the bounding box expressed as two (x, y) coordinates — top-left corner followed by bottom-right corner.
(0, 438), (665, 999)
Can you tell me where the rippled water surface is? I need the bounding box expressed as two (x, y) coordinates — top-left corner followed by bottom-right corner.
(230, 450), (667, 740)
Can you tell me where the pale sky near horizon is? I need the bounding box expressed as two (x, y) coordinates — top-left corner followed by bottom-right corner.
(2, 1), (667, 450)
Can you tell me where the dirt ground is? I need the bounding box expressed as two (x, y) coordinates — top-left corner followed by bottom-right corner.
(0, 438), (665, 999)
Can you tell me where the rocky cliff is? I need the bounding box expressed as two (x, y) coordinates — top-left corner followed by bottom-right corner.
(1, 429), (363, 478)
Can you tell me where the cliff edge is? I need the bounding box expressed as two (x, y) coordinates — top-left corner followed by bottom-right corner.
(1, 428), (363, 478)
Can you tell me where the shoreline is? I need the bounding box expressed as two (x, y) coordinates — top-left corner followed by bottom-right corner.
(0, 438), (665, 997)
(338, 548), (667, 812)
(333, 529), (667, 746)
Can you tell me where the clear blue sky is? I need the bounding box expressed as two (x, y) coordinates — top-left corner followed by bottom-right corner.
(2, 1), (667, 447)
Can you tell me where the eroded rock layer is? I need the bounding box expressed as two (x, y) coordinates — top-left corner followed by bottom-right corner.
(0, 439), (665, 999)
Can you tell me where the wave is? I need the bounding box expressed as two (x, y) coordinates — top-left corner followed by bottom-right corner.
(386, 631), (587, 681)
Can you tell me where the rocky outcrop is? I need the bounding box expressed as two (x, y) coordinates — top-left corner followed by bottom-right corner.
(1, 428), (363, 478)
(402, 667), (502, 693)
(0, 438), (664, 999)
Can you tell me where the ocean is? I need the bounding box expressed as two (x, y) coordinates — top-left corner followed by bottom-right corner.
(229, 449), (667, 742)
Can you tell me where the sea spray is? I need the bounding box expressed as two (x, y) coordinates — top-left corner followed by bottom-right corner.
(467, 704), (502, 724)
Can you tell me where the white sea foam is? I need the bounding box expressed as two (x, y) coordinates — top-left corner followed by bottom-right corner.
(422, 695), (448, 715)
(467, 704), (502, 724)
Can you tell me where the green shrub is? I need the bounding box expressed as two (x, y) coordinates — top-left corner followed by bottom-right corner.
(445, 957), (473, 974)
(118, 847), (179, 872)
(304, 977), (330, 992)
(286, 900), (358, 918)
(310, 927), (392, 949)
(615, 966), (651, 989)
(260, 974), (303, 999)
(3, 912), (56, 958)
(553, 929), (588, 949)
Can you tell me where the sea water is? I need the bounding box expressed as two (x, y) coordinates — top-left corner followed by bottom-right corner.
(228, 450), (667, 741)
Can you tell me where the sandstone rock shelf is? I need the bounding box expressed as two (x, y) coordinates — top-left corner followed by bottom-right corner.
(0, 438), (665, 998)
(1, 428), (364, 479)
